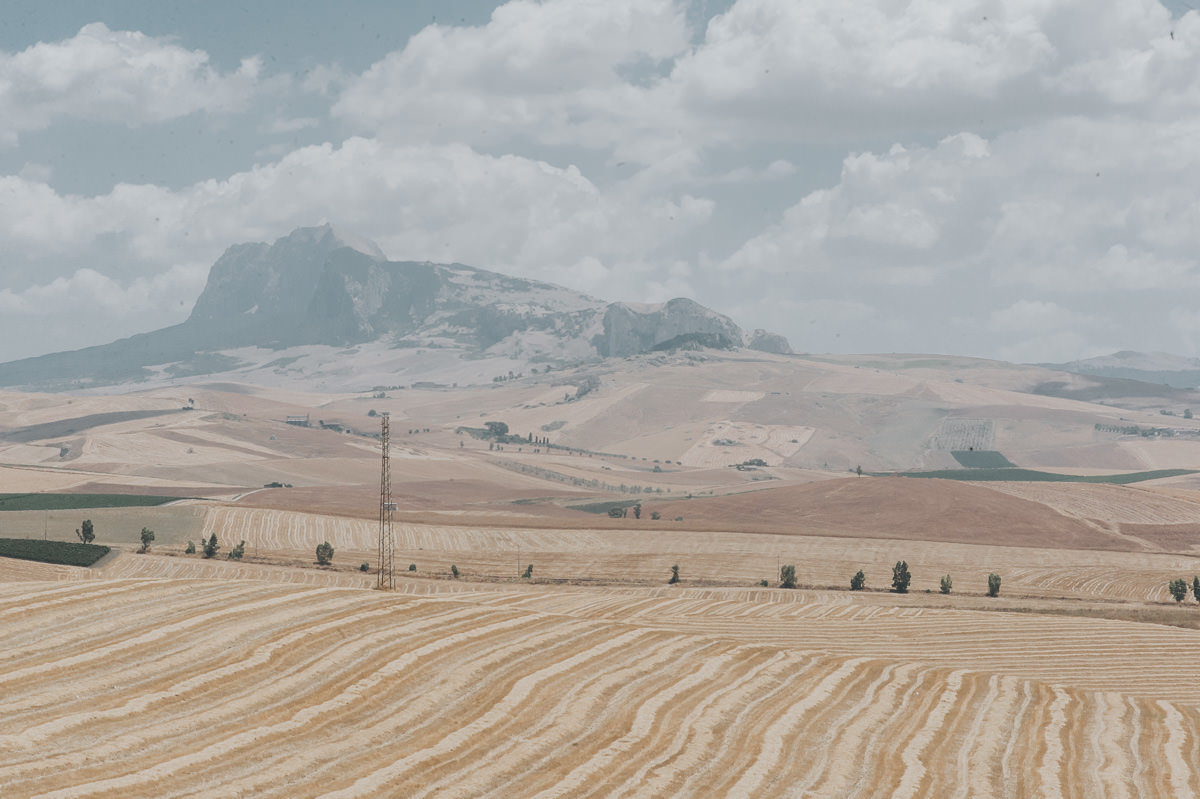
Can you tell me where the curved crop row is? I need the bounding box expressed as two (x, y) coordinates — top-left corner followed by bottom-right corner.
(1, 580), (1199, 797)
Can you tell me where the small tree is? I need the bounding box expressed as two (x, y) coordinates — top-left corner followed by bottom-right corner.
(1169, 578), (1189, 602)
(76, 519), (95, 545)
(360, 562), (370, 572)
(316, 541), (334, 565)
(184, 540), (196, 554)
(669, 564), (680, 584)
(940, 574), (953, 595)
(633, 504), (642, 520)
(138, 527), (155, 554)
(1193, 575), (1200, 604)
(850, 569), (865, 591)
(650, 511), (661, 520)
(780, 564), (797, 589)
(408, 563), (417, 572)
(759, 579), (769, 587)
(228, 540), (246, 560)
(987, 573), (1001, 597)
(203, 533), (219, 559)
(451, 564), (460, 579)
(522, 563), (533, 579)
(891, 561), (910, 594)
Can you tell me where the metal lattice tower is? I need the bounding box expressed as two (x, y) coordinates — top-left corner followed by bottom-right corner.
(377, 413), (395, 590)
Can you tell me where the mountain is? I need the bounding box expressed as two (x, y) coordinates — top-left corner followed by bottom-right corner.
(1040, 351), (1200, 389)
(0, 225), (790, 392)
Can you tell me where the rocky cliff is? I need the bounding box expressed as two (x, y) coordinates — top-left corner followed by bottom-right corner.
(0, 225), (791, 390)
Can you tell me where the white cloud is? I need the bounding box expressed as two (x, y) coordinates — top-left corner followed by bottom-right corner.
(724, 118), (1200, 291)
(0, 137), (716, 357)
(0, 22), (262, 145)
(333, 0), (689, 161)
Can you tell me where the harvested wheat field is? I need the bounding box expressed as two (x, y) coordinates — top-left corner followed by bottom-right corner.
(2, 576), (1200, 797)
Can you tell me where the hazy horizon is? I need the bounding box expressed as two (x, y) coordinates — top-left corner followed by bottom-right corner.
(3, 0), (1200, 365)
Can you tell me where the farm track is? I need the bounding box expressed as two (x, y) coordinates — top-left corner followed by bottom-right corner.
(2, 579), (1200, 796)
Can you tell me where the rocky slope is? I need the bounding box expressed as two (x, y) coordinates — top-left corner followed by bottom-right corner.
(0, 225), (790, 391)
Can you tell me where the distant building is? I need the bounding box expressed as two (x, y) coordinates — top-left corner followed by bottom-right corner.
(285, 414), (310, 427)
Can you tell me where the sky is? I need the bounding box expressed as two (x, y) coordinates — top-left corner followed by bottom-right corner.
(2, 0), (1199, 365)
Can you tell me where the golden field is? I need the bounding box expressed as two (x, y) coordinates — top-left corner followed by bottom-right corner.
(4, 352), (1200, 795)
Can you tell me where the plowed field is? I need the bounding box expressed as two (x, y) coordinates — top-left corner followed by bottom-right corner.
(2, 578), (1199, 797)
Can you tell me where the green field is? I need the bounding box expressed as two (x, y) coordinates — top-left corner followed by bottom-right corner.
(0, 538), (110, 567)
(0, 494), (183, 512)
(890, 468), (1196, 484)
(950, 450), (1017, 468)
(568, 499), (645, 515)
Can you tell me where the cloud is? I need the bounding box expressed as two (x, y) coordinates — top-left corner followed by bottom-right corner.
(332, 0), (1200, 164)
(724, 117), (1200, 289)
(669, 0), (1199, 144)
(333, 0), (689, 161)
(0, 137), (716, 357)
(0, 22), (262, 145)
(0, 265), (207, 362)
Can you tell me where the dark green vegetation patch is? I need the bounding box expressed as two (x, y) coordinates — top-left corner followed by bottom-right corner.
(0, 494), (183, 511)
(568, 499), (644, 514)
(890, 468), (1196, 484)
(950, 450), (1017, 468)
(0, 538), (110, 567)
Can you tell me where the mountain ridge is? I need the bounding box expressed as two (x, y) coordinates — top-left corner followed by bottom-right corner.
(1039, 350), (1200, 390)
(0, 225), (791, 392)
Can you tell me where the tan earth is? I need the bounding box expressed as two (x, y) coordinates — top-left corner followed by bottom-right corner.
(4, 351), (1200, 795)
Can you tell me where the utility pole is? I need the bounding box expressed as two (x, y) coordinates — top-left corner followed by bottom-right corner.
(377, 413), (396, 590)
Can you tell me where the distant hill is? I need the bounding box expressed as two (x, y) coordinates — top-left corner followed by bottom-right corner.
(1039, 351), (1200, 389)
(0, 225), (790, 391)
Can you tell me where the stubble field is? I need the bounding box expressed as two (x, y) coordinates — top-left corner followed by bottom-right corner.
(6, 361), (1200, 795)
(2, 575), (1200, 798)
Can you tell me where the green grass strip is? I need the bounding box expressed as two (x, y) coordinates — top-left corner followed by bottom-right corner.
(0, 494), (183, 511)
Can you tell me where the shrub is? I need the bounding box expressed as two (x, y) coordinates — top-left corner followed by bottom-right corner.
(850, 569), (865, 591)
(315, 541), (334, 565)
(759, 579), (769, 587)
(1169, 577), (1189, 602)
(184, 540), (196, 554)
(780, 564), (797, 589)
(1193, 576), (1200, 603)
(451, 564), (460, 579)
(650, 511), (661, 520)
(203, 533), (219, 559)
(228, 540), (246, 560)
(522, 563), (533, 579)
(940, 574), (952, 595)
(360, 562), (370, 572)
(669, 564), (680, 584)
(408, 563), (417, 572)
(138, 527), (155, 554)
(891, 561), (911, 593)
(987, 573), (1001, 597)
